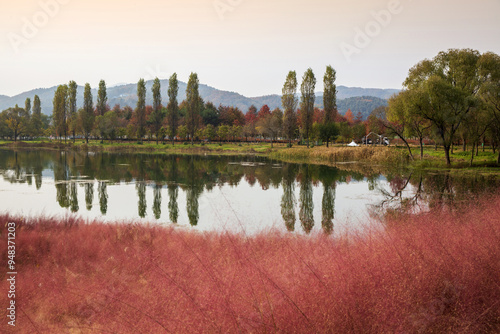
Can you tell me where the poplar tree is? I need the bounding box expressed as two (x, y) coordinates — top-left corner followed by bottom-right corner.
(186, 72), (200, 145)
(136, 78), (147, 141)
(300, 68), (316, 148)
(150, 77), (164, 144)
(68, 80), (78, 142)
(24, 97), (32, 136)
(25, 98), (31, 115)
(321, 66), (338, 147)
(31, 95), (42, 138)
(323, 65), (337, 123)
(80, 83), (94, 143)
(166, 73), (179, 145)
(282, 71), (298, 147)
(97, 80), (107, 116)
(53, 84), (68, 141)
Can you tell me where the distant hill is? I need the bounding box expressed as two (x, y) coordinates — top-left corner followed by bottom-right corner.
(337, 86), (399, 100)
(0, 82), (399, 120)
(337, 96), (388, 120)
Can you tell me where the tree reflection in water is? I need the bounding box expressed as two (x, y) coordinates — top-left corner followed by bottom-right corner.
(85, 182), (94, 211)
(98, 181), (108, 215)
(136, 182), (147, 218)
(281, 164), (297, 232)
(1, 149), (498, 234)
(299, 165), (314, 234)
(153, 184), (162, 220)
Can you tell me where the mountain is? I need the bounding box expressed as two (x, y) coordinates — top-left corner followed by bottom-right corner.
(336, 86), (399, 100)
(0, 82), (399, 120)
(337, 96), (388, 120)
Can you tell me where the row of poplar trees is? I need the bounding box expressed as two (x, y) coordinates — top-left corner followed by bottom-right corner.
(52, 73), (200, 145)
(51, 66), (338, 147)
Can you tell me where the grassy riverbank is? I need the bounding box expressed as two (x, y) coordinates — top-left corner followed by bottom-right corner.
(1, 139), (499, 171)
(1, 194), (499, 332)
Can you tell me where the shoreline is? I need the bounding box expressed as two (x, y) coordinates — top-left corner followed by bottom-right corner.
(1, 140), (499, 174)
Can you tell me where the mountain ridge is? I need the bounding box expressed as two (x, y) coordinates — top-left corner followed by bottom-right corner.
(0, 81), (399, 120)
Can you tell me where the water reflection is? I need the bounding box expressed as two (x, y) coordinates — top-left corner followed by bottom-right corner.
(0, 149), (498, 234)
(281, 164), (297, 232)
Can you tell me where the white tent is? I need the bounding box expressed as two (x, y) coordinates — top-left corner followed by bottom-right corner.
(347, 141), (359, 147)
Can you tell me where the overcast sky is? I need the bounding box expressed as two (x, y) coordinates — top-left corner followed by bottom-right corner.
(2, 0), (499, 97)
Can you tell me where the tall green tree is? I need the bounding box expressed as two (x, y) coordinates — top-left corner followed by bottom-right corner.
(31, 95), (43, 138)
(323, 65), (337, 124)
(136, 78), (147, 141)
(97, 80), (107, 116)
(53, 84), (68, 141)
(150, 77), (164, 144)
(79, 83), (94, 143)
(300, 68), (316, 148)
(24, 98), (32, 136)
(25, 98), (31, 116)
(67, 80), (78, 142)
(404, 49), (485, 165)
(166, 73), (179, 145)
(186, 72), (200, 145)
(282, 71), (298, 147)
(478, 51), (500, 164)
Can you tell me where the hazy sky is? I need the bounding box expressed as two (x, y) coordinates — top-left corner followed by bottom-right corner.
(2, 0), (499, 97)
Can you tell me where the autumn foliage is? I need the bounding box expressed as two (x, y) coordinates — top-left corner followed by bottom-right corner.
(1, 194), (499, 333)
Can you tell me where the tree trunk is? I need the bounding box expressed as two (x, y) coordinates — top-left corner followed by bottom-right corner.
(463, 139), (466, 152)
(444, 145), (451, 166)
(470, 142), (475, 167)
(419, 138), (424, 160)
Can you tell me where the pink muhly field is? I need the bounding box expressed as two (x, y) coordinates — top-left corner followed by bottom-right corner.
(1, 195), (499, 333)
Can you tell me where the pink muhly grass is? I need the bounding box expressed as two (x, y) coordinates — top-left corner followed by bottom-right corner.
(0, 194), (498, 333)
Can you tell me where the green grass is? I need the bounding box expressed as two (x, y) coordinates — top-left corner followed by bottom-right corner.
(407, 146), (499, 169)
(1, 139), (499, 172)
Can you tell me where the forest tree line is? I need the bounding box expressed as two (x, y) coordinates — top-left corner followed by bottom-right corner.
(1, 48), (499, 165)
(0, 67), (368, 147)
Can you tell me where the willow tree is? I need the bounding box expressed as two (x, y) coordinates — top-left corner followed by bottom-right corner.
(136, 78), (147, 141)
(186, 72), (200, 145)
(282, 71), (298, 147)
(300, 68), (316, 148)
(478, 51), (500, 164)
(403, 49), (485, 166)
(166, 73), (179, 145)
